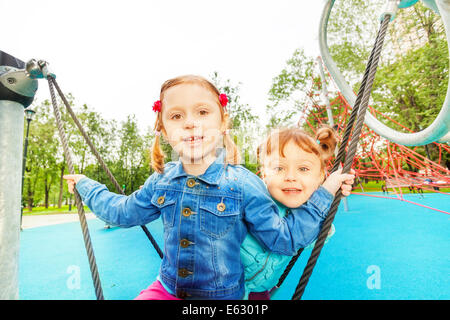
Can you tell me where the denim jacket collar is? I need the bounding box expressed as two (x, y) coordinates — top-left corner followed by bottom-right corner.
(167, 149), (226, 186)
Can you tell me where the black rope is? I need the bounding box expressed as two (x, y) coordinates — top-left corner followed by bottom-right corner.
(271, 248), (304, 294)
(272, 14), (384, 295)
(49, 77), (164, 259)
(291, 14), (392, 300)
(48, 78), (104, 300)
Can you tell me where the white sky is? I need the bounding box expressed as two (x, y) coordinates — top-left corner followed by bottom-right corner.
(2, 0), (327, 132)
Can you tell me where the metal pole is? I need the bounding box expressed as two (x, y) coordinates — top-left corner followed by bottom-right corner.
(0, 53), (38, 299)
(0, 100), (26, 300)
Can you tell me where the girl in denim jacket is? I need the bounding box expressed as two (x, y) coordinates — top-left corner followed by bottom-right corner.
(242, 126), (340, 300)
(64, 75), (354, 300)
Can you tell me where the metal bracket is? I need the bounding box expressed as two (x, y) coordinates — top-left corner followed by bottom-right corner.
(0, 66), (38, 107)
(25, 59), (55, 79)
(380, 0), (401, 21)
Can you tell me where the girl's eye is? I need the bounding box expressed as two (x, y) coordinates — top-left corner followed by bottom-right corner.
(199, 110), (209, 116)
(274, 167), (284, 172)
(299, 167), (309, 172)
(171, 114), (182, 120)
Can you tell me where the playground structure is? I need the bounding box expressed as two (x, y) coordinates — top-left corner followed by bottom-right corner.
(1, 0), (449, 300)
(301, 60), (450, 214)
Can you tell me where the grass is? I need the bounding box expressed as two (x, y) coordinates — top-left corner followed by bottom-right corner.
(23, 204), (91, 216)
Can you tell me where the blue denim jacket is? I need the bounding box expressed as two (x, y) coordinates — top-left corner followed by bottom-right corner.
(76, 154), (334, 300)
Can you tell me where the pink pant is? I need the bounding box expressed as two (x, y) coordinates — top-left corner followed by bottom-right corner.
(134, 280), (181, 300)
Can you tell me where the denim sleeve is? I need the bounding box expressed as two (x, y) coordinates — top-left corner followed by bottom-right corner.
(243, 171), (334, 255)
(75, 173), (161, 228)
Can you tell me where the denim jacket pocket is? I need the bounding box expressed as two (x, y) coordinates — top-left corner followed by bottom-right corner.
(151, 191), (177, 227)
(199, 196), (240, 239)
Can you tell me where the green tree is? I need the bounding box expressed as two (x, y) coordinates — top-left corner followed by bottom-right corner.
(24, 94), (118, 209)
(59, 102), (116, 207)
(327, 1), (447, 130)
(327, 0), (385, 83)
(210, 72), (261, 170)
(372, 3), (448, 163)
(112, 115), (148, 194)
(324, 0), (448, 164)
(266, 48), (316, 129)
(24, 100), (60, 209)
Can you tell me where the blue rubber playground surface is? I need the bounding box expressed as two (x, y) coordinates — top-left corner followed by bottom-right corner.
(19, 192), (449, 300)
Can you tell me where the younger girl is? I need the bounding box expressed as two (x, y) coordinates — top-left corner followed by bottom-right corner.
(64, 75), (354, 300)
(241, 126), (341, 299)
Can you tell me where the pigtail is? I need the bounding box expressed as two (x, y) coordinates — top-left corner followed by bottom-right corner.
(224, 132), (241, 165)
(151, 120), (165, 174)
(222, 113), (241, 165)
(315, 125), (338, 160)
(256, 144), (263, 166)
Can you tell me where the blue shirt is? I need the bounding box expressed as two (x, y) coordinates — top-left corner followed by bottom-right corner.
(241, 199), (336, 298)
(75, 153), (334, 299)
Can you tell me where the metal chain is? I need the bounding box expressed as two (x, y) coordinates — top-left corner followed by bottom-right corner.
(48, 78), (104, 300)
(291, 14), (392, 300)
(49, 77), (163, 259)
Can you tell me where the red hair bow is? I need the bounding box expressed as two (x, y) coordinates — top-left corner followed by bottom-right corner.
(219, 93), (228, 107)
(152, 100), (161, 112)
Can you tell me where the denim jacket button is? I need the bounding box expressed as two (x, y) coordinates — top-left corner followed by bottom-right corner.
(178, 268), (193, 278)
(180, 239), (191, 248)
(182, 208), (193, 217)
(186, 179), (196, 188)
(157, 196), (165, 205)
(217, 202), (226, 212)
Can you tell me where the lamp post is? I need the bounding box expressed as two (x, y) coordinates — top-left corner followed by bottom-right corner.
(20, 107), (36, 229)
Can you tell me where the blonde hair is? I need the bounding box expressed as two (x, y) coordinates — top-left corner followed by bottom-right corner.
(151, 75), (240, 173)
(257, 125), (338, 172)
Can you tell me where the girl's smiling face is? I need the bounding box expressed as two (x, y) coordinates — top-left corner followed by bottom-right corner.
(262, 140), (324, 208)
(161, 83), (226, 166)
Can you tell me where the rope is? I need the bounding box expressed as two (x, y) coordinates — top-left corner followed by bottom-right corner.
(291, 14), (392, 300)
(272, 14), (386, 296)
(48, 78), (104, 300)
(49, 77), (164, 259)
(271, 248), (304, 293)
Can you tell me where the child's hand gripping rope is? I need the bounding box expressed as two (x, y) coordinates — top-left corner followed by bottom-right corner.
(322, 168), (355, 197)
(63, 174), (86, 194)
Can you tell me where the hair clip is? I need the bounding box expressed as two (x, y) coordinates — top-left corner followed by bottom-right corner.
(152, 100), (161, 113)
(219, 93), (228, 107)
(316, 139), (321, 145)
